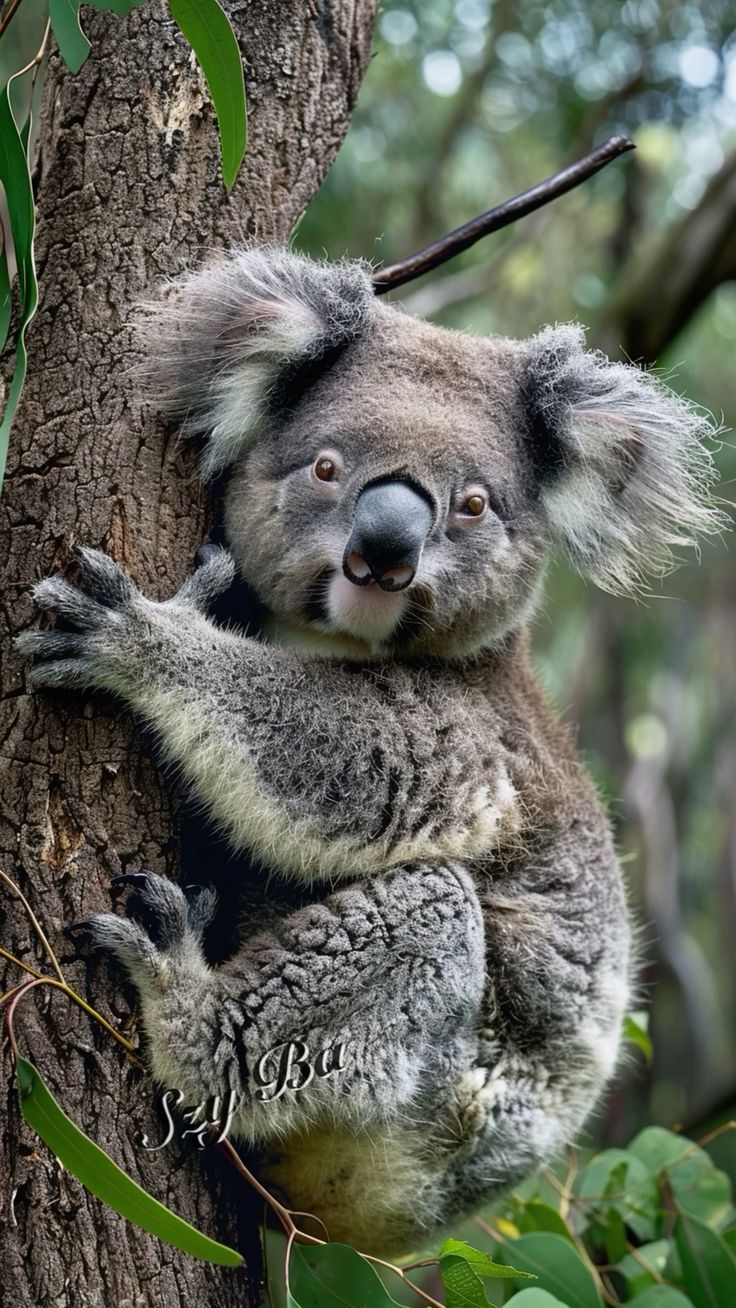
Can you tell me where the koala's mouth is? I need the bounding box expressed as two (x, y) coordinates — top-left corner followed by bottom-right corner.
(304, 567), (410, 646)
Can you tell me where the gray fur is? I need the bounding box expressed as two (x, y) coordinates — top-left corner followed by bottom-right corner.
(17, 247), (725, 1255)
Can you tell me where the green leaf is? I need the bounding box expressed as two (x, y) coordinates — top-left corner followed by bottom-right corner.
(439, 1239), (535, 1278)
(0, 243), (11, 357)
(440, 1256), (499, 1308)
(615, 1239), (671, 1297)
(15, 1056), (243, 1266)
(287, 1243), (403, 1307)
(438, 1239), (534, 1308)
(0, 74), (39, 494)
(629, 1128), (734, 1229)
(674, 1214), (736, 1308)
(573, 1149), (659, 1241)
(88, 0), (145, 13)
(262, 1228), (290, 1308)
(628, 1289), (696, 1308)
(494, 1234), (602, 1308)
(48, 0), (91, 73)
(167, 0), (247, 190)
(509, 1293), (572, 1308)
(623, 1012), (653, 1062)
(512, 1201), (575, 1242)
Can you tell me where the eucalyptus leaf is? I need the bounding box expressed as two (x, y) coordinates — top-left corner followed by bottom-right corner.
(89, 0), (145, 13)
(15, 1056), (243, 1266)
(0, 73), (38, 493)
(440, 1256), (498, 1308)
(623, 1012), (653, 1062)
(509, 1293), (572, 1308)
(0, 243), (11, 357)
(167, 0), (247, 191)
(511, 1201), (574, 1242)
(48, 0), (91, 73)
(439, 1238), (535, 1278)
(674, 1213), (736, 1308)
(615, 1239), (671, 1297)
(494, 1234), (602, 1308)
(628, 1288), (696, 1308)
(288, 1242), (403, 1307)
(573, 1149), (659, 1241)
(629, 1128), (734, 1229)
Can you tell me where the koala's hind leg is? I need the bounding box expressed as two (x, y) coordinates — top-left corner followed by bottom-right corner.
(80, 864), (486, 1145)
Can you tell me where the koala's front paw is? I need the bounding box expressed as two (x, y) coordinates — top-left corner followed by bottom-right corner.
(14, 547), (141, 692)
(70, 870), (217, 993)
(15, 545), (235, 693)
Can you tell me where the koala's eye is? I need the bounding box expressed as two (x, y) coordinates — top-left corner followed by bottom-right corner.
(458, 491), (488, 518)
(313, 456), (338, 483)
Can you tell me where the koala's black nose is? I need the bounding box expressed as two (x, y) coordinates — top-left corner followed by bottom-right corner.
(343, 480), (434, 592)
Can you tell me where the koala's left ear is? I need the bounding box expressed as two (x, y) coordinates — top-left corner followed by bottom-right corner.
(521, 324), (725, 593)
(135, 247), (376, 477)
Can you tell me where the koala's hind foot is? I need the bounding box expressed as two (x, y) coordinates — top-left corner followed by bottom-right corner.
(72, 865), (487, 1151)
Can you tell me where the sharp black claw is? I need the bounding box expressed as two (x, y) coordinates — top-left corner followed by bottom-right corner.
(63, 917), (94, 937)
(194, 543), (220, 570)
(61, 919), (95, 964)
(110, 871), (155, 897)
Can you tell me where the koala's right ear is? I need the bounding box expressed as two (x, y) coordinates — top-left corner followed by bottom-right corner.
(136, 248), (376, 477)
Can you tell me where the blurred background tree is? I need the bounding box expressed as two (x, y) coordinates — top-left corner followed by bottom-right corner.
(296, 0), (736, 1153)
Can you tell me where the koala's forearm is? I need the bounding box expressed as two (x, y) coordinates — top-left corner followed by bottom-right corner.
(131, 623), (514, 879)
(20, 552), (518, 880)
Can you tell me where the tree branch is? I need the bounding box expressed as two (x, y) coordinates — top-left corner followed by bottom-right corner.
(372, 135), (635, 294)
(605, 147), (736, 362)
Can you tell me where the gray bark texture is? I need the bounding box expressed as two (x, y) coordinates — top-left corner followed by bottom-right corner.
(0, 3), (377, 1304)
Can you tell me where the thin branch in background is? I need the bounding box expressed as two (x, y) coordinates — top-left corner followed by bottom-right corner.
(0, 0), (24, 42)
(372, 136), (635, 293)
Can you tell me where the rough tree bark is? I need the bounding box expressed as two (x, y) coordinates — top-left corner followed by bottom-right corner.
(0, 3), (377, 1305)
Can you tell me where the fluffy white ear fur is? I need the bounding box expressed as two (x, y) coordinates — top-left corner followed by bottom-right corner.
(526, 325), (725, 593)
(136, 247), (375, 477)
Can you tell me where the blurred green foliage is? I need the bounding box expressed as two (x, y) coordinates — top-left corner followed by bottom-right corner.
(297, 0), (736, 1142)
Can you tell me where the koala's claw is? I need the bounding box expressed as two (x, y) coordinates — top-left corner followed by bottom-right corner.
(72, 545), (137, 609)
(174, 546), (235, 611)
(63, 873), (199, 983)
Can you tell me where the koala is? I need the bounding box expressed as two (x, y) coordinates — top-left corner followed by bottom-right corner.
(16, 248), (723, 1256)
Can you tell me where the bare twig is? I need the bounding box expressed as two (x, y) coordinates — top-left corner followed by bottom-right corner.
(372, 136), (635, 294)
(0, 0), (24, 42)
(0, 868), (65, 983)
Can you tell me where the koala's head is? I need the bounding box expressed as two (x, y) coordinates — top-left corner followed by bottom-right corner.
(139, 248), (723, 659)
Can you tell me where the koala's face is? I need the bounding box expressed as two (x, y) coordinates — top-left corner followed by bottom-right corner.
(142, 248), (721, 660)
(224, 314), (548, 656)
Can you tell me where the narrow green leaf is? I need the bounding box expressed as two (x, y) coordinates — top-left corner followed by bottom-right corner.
(510, 1293), (572, 1308)
(288, 1242), (403, 1307)
(48, 0), (91, 73)
(88, 0), (145, 13)
(0, 74), (39, 494)
(674, 1213), (736, 1308)
(573, 1148), (659, 1241)
(16, 1056), (243, 1266)
(0, 243), (11, 357)
(624, 1012), (653, 1062)
(167, 0), (247, 191)
(494, 1234), (603, 1308)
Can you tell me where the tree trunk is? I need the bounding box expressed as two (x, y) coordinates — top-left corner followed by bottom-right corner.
(0, 4), (376, 1305)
